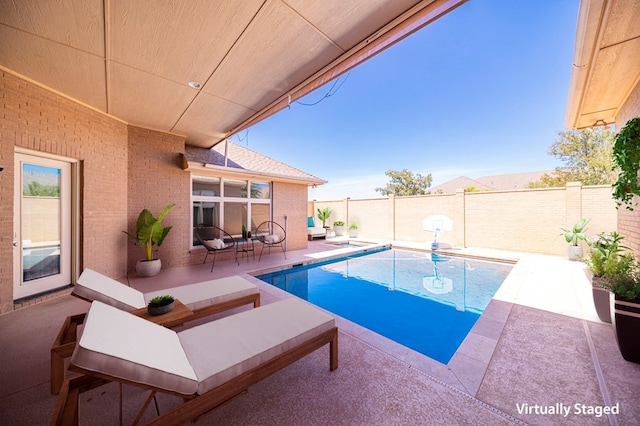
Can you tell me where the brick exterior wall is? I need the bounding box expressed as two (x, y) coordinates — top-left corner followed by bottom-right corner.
(314, 182), (617, 257)
(1, 70), (129, 313)
(126, 127), (191, 271)
(0, 70), (311, 313)
(615, 80), (640, 255)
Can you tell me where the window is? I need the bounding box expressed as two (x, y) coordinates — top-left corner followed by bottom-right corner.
(191, 176), (271, 246)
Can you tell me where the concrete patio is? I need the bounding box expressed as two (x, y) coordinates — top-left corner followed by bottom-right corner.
(1, 239), (639, 425)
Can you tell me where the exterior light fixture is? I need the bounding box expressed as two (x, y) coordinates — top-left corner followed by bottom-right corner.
(188, 81), (202, 90)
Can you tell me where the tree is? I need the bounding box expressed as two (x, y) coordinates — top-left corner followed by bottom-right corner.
(23, 181), (60, 197)
(528, 128), (616, 188)
(375, 169), (432, 196)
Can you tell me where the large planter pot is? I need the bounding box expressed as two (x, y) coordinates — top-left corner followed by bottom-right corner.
(567, 245), (583, 261)
(334, 226), (345, 236)
(592, 277), (612, 323)
(611, 293), (640, 363)
(136, 259), (161, 277)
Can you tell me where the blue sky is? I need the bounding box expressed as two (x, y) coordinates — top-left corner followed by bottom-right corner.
(236, 0), (580, 200)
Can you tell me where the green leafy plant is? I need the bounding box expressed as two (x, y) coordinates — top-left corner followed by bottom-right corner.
(588, 232), (632, 278)
(148, 295), (174, 307)
(333, 221), (344, 226)
(601, 266), (640, 300)
(612, 117), (640, 210)
(349, 223), (358, 230)
(560, 218), (590, 246)
(124, 204), (175, 261)
(317, 207), (331, 228)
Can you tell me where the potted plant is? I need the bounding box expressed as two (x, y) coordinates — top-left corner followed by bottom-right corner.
(587, 232), (634, 322)
(124, 204), (175, 277)
(611, 117), (640, 210)
(333, 221), (345, 236)
(348, 223), (358, 238)
(317, 207), (331, 229)
(560, 218), (590, 261)
(599, 263), (640, 363)
(147, 294), (175, 316)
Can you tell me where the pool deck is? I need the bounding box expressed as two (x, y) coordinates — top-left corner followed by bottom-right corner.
(2, 239), (640, 425)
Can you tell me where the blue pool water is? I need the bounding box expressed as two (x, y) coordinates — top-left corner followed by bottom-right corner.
(257, 248), (513, 363)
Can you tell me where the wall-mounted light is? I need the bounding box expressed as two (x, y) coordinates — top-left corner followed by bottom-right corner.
(188, 81), (202, 90)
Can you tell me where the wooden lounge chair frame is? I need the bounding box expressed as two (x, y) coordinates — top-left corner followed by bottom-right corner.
(51, 272), (260, 395)
(51, 319), (337, 425)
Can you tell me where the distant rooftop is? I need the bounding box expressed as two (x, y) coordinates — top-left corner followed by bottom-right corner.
(183, 142), (326, 186)
(430, 171), (550, 194)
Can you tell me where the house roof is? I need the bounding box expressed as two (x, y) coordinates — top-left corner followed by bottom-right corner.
(0, 0), (465, 148)
(183, 143), (326, 186)
(430, 171), (549, 193)
(565, 0), (640, 129)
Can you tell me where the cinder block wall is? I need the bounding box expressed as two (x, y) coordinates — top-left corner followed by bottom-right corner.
(0, 70), (129, 313)
(616, 80), (640, 255)
(313, 183), (617, 257)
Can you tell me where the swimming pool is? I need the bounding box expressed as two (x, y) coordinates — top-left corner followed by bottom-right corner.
(257, 248), (513, 364)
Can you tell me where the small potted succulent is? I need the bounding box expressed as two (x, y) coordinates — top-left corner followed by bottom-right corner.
(348, 223), (358, 238)
(333, 221), (345, 236)
(147, 295), (175, 316)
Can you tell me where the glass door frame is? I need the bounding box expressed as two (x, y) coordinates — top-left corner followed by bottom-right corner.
(13, 149), (79, 300)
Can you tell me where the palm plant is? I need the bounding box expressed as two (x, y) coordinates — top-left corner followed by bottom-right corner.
(317, 207), (331, 228)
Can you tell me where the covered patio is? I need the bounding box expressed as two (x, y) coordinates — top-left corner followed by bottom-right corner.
(2, 241), (639, 425)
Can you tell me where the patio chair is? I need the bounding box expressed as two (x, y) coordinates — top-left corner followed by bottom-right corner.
(51, 268), (260, 394)
(194, 224), (238, 271)
(255, 220), (287, 261)
(51, 298), (338, 425)
(307, 216), (326, 240)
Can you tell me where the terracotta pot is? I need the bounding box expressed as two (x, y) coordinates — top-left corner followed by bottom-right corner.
(136, 259), (161, 277)
(591, 276), (612, 323)
(611, 293), (640, 363)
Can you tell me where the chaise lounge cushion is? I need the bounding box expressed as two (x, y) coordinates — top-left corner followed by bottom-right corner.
(180, 297), (335, 394)
(71, 298), (335, 396)
(75, 269), (146, 311)
(73, 268), (259, 313)
(71, 301), (199, 395)
(144, 276), (258, 313)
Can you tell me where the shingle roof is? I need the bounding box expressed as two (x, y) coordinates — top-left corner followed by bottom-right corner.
(184, 142), (326, 185)
(430, 171), (550, 193)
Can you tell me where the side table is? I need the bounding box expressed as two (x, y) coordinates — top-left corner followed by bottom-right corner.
(237, 237), (256, 262)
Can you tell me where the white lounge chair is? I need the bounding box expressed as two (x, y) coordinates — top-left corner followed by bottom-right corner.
(52, 298), (338, 425)
(51, 268), (260, 394)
